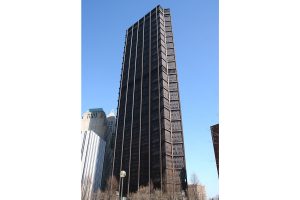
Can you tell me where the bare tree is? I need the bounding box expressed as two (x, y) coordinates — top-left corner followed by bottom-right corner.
(84, 176), (119, 200)
(190, 173), (199, 185)
(99, 176), (118, 200)
(90, 189), (101, 200)
(129, 183), (175, 200)
(128, 184), (185, 200)
(87, 180), (187, 200)
(129, 185), (152, 200)
(107, 176), (118, 192)
(188, 173), (200, 200)
(81, 176), (92, 200)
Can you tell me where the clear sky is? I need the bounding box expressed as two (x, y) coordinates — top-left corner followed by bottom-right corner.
(82, 0), (219, 197)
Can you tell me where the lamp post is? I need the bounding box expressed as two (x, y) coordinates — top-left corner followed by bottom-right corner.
(120, 170), (126, 200)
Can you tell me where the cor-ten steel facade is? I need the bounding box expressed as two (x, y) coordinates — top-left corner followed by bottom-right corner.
(112, 5), (187, 196)
(211, 124), (219, 176)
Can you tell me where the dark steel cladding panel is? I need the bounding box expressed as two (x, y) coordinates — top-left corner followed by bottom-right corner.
(211, 124), (219, 175)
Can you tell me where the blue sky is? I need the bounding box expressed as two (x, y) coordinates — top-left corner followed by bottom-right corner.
(82, 0), (219, 197)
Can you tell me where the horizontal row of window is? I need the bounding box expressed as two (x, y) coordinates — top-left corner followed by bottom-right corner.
(125, 33), (165, 45)
(122, 60), (170, 74)
(126, 29), (167, 42)
(118, 100), (165, 110)
(171, 121), (182, 131)
(172, 132), (183, 143)
(123, 42), (164, 53)
(128, 20), (170, 35)
(170, 101), (180, 110)
(118, 81), (179, 97)
(118, 102), (170, 114)
(169, 74), (177, 82)
(124, 44), (170, 58)
(165, 16), (171, 21)
(123, 62), (175, 76)
(130, 14), (166, 27)
(169, 69), (176, 75)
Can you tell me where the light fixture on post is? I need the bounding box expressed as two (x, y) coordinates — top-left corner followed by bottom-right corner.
(120, 170), (126, 200)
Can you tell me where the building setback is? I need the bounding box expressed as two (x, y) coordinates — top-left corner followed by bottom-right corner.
(210, 124), (219, 176)
(112, 5), (187, 196)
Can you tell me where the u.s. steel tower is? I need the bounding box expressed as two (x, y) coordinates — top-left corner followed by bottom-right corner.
(112, 5), (187, 196)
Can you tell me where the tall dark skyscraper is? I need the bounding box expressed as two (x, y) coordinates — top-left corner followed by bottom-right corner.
(112, 5), (187, 196)
(211, 124), (219, 176)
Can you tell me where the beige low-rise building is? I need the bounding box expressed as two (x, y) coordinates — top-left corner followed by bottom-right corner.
(188, 184), (207, 200)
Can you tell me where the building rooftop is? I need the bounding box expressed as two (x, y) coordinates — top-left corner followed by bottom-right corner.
(107, 109), (116, 117)
(88, 108), (104, 113)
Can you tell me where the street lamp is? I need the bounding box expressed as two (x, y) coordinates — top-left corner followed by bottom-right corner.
(120, 170), (126, 200)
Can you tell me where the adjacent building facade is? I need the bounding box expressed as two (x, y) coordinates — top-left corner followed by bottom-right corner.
(81, 108), (107, 200)
(210, 124), (219, 176)
(112, 5), (187, 196)
(101, 111), (117, 190)
(81, 108), (116, 200)
(188, 184), (207, 200)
